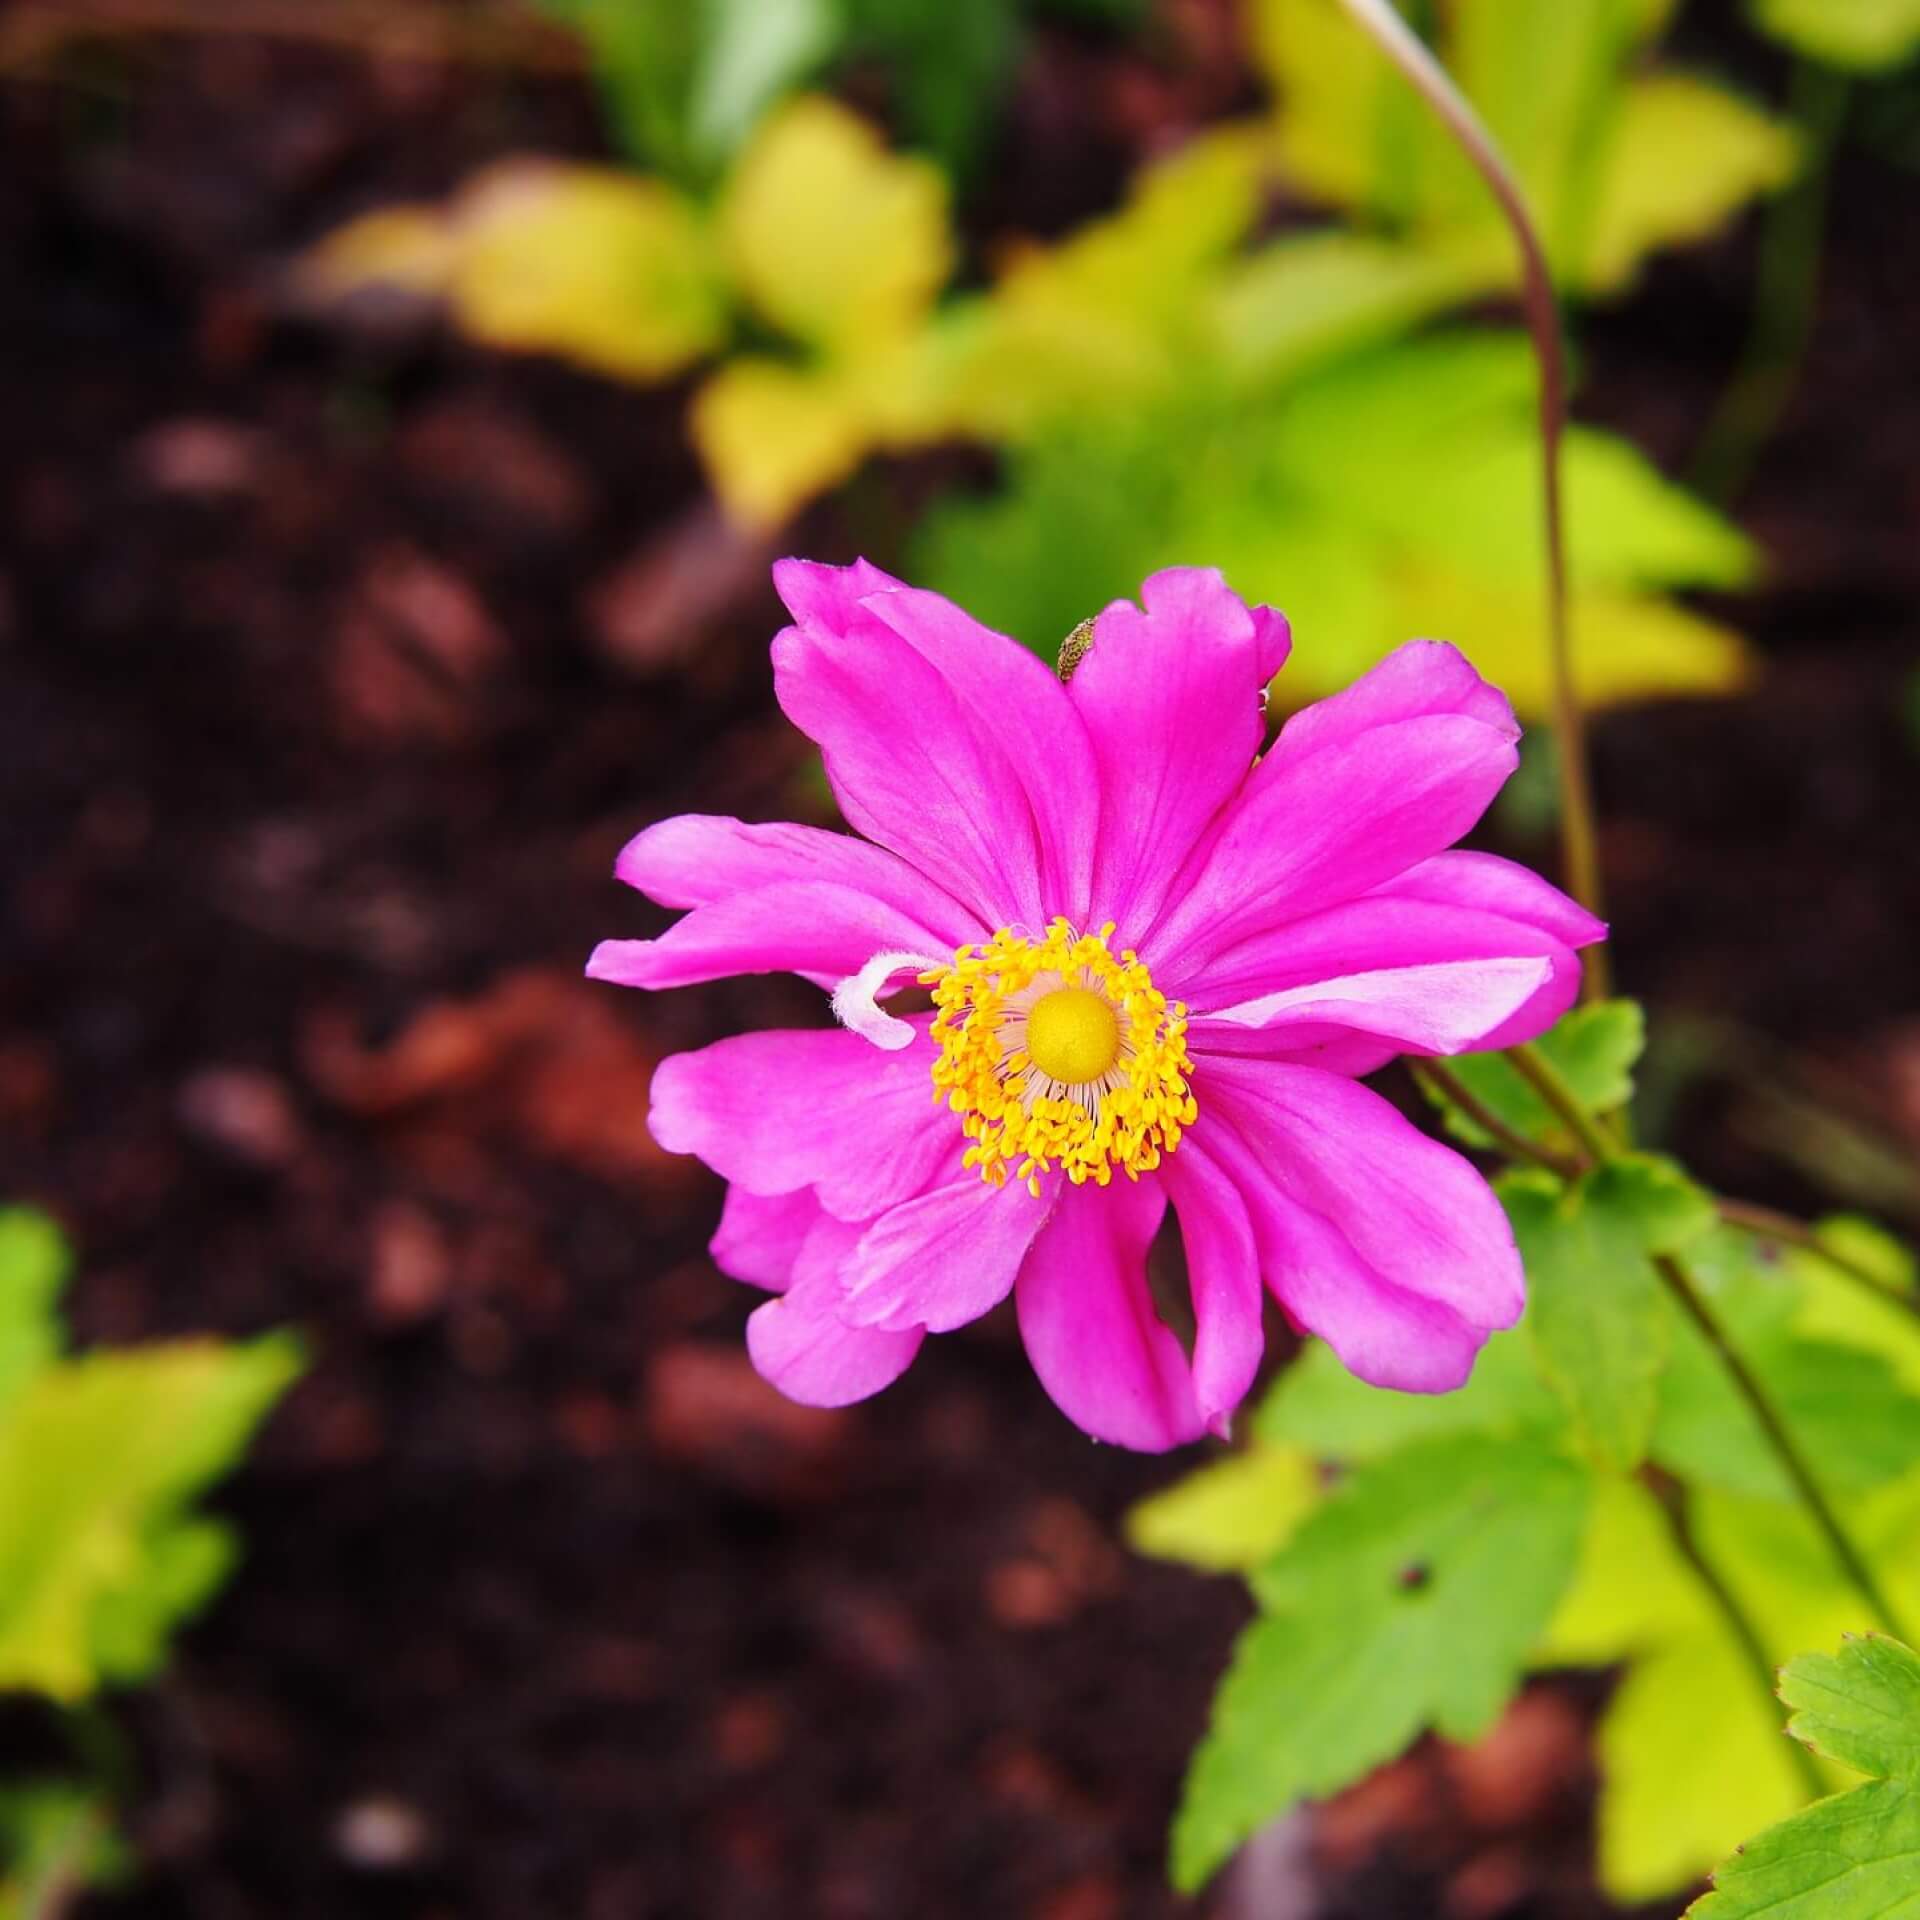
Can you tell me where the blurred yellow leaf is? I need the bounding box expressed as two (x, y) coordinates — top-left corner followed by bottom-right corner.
(301, 205), (462, 300)
(1125, 1445), (1320, 1574)
(0, 1335), (303, 1702)
(1250, 0), (1797, 296)
(1580, 76), (1800, 294)
(1378, 570), (1753, 720)
(719, 95), (952, 356)
(450, 162), (729, 381)
(689, 357), (870, 528)
(1754, 0), (1920, 68)
(940, 130), (1267, 440)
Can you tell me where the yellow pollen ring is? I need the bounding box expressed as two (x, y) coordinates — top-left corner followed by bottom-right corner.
(921, 918), (1197, 1195)
(1025, 987), (1120, 1085)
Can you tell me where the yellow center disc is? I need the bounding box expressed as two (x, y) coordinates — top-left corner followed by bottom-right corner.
(1024, 986), (1122, 1086)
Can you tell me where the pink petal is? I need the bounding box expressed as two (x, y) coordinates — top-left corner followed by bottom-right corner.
(1251, 603), (1294, 681)
(1014, 1179), (1204, 1451)
(838, 1174), (1054, 1334)
(1069, 568), (1277, 931)
(710, 1184), (824, 1291)
(649, 1027), (956, 1222)
(1197, 1059), (1524, 1387)
(1157, 1141), (1266, 1436)
(1370, 848), (1606, 950)
(1178, 880), (1596, 1063)
(1268, 637), (1517, 767)
(586, 881), (953, 993)
(615, 812), (980, 947)
(747, 1213), (923, 1407)
(1143, 711), (1520, 981)
(770, 559), (1098, 930)
(858, 584), (1101, 929)
(1196, 955), (1559, 1056)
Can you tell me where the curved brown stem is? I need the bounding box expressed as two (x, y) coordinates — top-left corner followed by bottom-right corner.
(1331, 0), (1607, 994)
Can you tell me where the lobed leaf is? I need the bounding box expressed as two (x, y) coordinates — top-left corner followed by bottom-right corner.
(0, 1335), (304, 1701)
(1426, 998), (1647, 1153)
(1172, 1433), (1587, 1890)
(1689, 1635), (1920, 1916)
(1502, 1155), (1713, 1470)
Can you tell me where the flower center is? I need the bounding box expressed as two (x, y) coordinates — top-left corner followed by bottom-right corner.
(922, 918), (1196, 1195)
(1024, 987), (1120, 1085)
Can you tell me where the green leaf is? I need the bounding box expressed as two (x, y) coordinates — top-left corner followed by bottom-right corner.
(0, 1334), (304, 1700)
(1537, 1473), (1852, 1899)
(841, 0), (1023, 179)
(1250, 0), (1796, 295)
(911, 335), (1754, 719)
(0, 1783), (128, 1920)
(1579, 75), (1800, 294)
(1652, 1238), (1920, 1500)
(1814, 1216), (1918, 1295)
(0, 1209), (67, 1418)
(1254, 1326), (1562, 1460)
(1124, 1445), (1320, 1574)
(1424, 999), (1646, 1153)
(1172, 1433), (1587, 1890)
(690, 0), (837, 162)
(1503, 1155), (1712, 1469)
(1689, 1635), (1920, 1917)
(1753, 0), (1920, 70)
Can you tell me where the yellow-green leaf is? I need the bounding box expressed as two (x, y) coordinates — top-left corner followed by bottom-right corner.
(1753, 0), (1920, 69)
(719, 95), (951, 357)
(299, 204), (462, 301)
(1580, 76), (1800, 295)
(0, 1335), (303, 1702)
(450, 162), (729, 381)
(690, 356), (874, 529)
(1125, 1445), (1319, 1574)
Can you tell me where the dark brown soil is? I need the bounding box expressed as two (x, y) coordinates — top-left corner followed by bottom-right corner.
(2, 13), (1917, 1920)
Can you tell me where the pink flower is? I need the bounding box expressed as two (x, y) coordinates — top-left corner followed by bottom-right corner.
(590, 562), (1603, 1450)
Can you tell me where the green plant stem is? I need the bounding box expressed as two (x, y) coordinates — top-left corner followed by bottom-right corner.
(1643, 1468), (1825, 1801)
(1332, 0), (1607, 994)
(1655, 1248), (1910, 1640)
(1505, 1041), (1909, 1635)
(1689, 58), (1850, 507)
(1505, 1041), (1618, 1167)
(1410, 1060), (1582, 1179)
(1718, 1198), (1920, 1321)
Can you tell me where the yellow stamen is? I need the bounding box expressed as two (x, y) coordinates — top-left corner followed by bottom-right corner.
(921, 918), (1197, 1195)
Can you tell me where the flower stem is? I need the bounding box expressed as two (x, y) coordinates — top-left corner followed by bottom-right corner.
(1331, 0), (1607, 993)
(1718, 1198), (1920, 1322)
(1655, 1248), (1909, 1640)
(1643, 1468), (1825, 1801)
(1505, 1041), (1617, 1168)
(1410, 1060), (1581, 1179)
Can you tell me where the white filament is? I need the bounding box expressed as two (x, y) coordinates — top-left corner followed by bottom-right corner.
(831, 950), (943, 1051)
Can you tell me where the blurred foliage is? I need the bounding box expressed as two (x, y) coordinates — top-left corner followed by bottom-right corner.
(1252, 0), (1799, 294)
(1752, 0), (1920, 70)
(1145, 1004), (1920, 1900)
(306, 0), (1790, 710)
(306, 95), (960, 526)
(0, 1207), (301, 1901)
(912, 332), (1755, 713)
(531, 0), (1143, 184)
(0, 1785), (128, 1920)
(1689, 1633), (1920, 1917)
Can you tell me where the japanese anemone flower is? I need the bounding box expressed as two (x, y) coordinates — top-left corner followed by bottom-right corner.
(590, 562), (1603, 1450)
